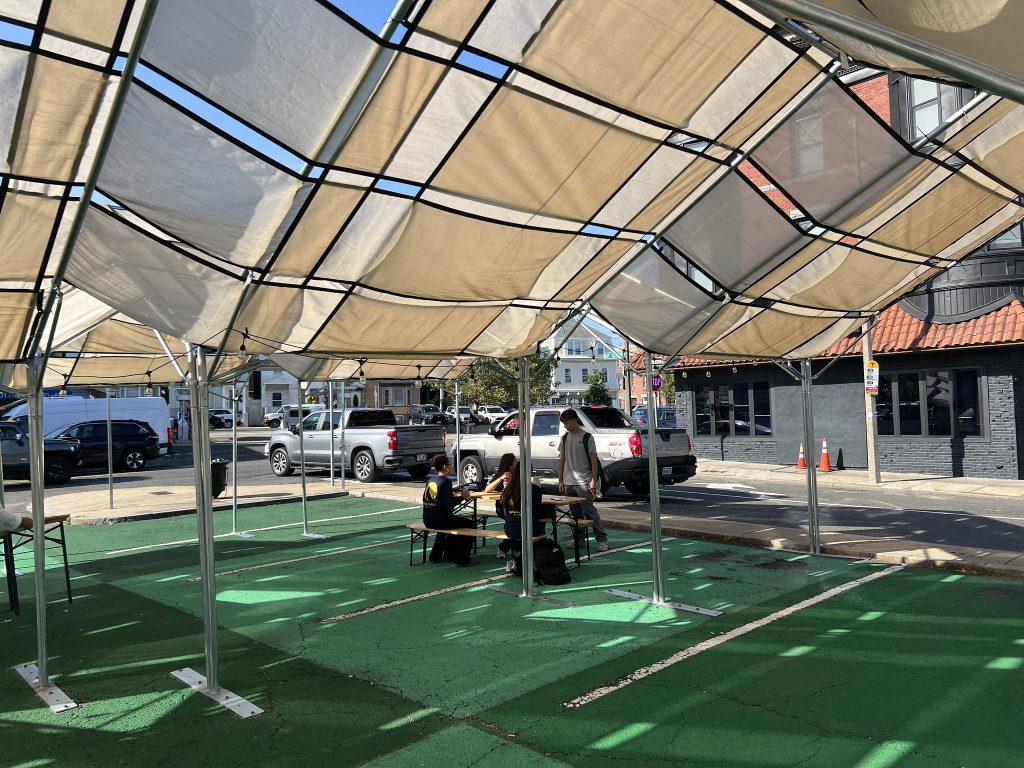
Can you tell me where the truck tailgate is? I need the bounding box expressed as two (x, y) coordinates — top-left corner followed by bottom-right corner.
(395, 425), (445, 456)
(641, 427), (691, 457)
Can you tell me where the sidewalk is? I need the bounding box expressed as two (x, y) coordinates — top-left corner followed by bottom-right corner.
(36, 460), (1024, 578)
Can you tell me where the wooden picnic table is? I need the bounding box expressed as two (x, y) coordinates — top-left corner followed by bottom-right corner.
(3, 512), (72, 615)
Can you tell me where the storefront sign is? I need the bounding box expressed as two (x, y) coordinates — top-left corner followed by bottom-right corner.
(865, 360), (879, 396)
(651, 375), (663, 392)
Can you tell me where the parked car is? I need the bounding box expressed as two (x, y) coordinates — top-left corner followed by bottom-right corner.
(209, 413), (227, 430)
(631, 406), (678, 428)
(46, 419), (160, 471)
(475, 405), (509, 424)
(209, 408), (241, 427)
(264, 408), (446, 482)
(0, 420), (80, 484)
(262, 404), (324, 429)
(408, 404), (446, 425)
(453, 405), (696, 496)
(445, 405), (477, 427)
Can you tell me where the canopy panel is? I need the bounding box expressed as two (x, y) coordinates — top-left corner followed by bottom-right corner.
(2, 0), (1024, 366)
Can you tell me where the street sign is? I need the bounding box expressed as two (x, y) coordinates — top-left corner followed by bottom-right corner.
(651, 375), (663, 392)
(865, 360), (879, 396)
(605, 352), (617, 359)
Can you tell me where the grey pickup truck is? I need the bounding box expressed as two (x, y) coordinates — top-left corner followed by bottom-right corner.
(263, 408), (445, 483)
(452, 405), (696, 496)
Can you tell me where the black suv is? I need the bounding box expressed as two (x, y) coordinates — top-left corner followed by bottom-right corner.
(47, 420), (160, 471)
(408, 404), (446, 425)
(0, 421), (80, 484)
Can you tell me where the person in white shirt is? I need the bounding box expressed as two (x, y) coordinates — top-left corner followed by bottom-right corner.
(557, 409), (609, 552)
(1, 507), (31, 532)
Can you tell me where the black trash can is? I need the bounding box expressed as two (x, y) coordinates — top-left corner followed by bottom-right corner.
(210, 459), (230, 499)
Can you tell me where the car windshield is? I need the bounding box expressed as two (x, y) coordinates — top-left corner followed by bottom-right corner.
(421, 405), (440, 412)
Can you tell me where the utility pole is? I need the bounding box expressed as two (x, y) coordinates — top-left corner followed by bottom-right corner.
(863, 322), (881, 483)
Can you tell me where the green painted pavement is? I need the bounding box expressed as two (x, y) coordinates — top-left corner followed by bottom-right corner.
(2, 496), (1021, 766)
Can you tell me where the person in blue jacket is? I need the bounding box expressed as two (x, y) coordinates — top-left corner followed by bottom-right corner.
(499, 460), (546, 573)
(422, 454), (475, 566)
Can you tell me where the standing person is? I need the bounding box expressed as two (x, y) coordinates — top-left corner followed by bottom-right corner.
(484, 452), (517, 560)
(557, 408), (608, 551)
(499, 460), (546, 574)
(422, 454), (475, 566)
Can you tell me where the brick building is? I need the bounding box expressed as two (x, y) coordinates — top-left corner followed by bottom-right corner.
(670, 68), (1024, 479)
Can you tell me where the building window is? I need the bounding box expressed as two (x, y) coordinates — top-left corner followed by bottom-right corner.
(794, 112), (824, 175)
(381, 388), (405, 407)
(271, 392), (282, 407)
(911, 79), (940, 138)
(581, 368), (589, 381)
(875, 369), (981, 437)
(694, 382), (772, 437)
(563, 368), (572, 384)
(599, 368), (608, 383)
(565, 339), (584, 356)
(988, 223), (1022, 250)
(593, 342), (606, 357)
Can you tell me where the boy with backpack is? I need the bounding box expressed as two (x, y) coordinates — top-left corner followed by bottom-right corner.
(557, 408), (609, 552)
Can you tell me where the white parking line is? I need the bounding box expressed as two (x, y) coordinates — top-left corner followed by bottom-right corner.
(320, 573), (512, 623)
(104, 505), (418, 555)
(192, 536), (408, 580)
(562, 563), (904, 709)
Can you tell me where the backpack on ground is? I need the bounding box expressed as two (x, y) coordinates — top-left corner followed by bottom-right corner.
(533, 538), (571, 585)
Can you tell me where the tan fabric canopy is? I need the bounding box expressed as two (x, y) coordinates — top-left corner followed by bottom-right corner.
(1, 0), (1023, 369)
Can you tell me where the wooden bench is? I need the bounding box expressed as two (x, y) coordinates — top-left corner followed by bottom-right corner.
(405, 523), (544, 566)
(3, 512), (72, 616)
(552, 516), (594, 566)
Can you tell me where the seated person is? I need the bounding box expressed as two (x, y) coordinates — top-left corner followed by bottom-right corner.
(1, 507), (31, 532)
(422, 454), (475, 567)
(499, 460), (547, 573)
(484, 453), (517, 560)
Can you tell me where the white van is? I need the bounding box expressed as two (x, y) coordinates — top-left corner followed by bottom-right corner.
(3, 396), (172, 454)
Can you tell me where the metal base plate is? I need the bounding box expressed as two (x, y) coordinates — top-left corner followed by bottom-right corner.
(231, 530), (254, 539)
(301, 532), (329, 540)
(606, 589), (724, 617)
(14, 663), (78, 713)
(171, 667), (263, 719)
(485, 583), (576, 607)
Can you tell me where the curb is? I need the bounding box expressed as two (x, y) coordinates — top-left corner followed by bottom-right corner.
(603, 520), (1024, 580)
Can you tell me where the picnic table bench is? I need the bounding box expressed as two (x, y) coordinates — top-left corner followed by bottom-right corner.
(3, 512), (72, 615)
(404, 522), (545, 566)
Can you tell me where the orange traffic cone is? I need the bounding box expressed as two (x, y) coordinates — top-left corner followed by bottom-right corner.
(796, 442), (806, 470)
(819, 438), (832, 472)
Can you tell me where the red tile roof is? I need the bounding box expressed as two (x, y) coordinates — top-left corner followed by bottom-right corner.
(669, 300), (1024, 369)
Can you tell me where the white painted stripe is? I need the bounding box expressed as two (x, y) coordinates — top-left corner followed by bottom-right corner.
(194, 536), (408, 580)
(562, 563), (904, 709)
(320, 573), (513, 623)
(104, 505), (418, 555)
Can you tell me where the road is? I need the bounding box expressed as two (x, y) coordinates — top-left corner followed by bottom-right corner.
(2, 428), (1021, 555)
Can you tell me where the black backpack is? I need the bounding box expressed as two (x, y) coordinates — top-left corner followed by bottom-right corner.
(533, 539), (571, 585)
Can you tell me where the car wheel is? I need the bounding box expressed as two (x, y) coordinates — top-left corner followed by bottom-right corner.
(121, 448), (147, 471)
(407, 465), (430, 480)
(268, 419), (280, 429)
(625, 480), (650, 497)
(43, 455), (73, 485)
(270, 446), (294, 477)
(459, 455), (484, 487)
(352, 449), (379, 482)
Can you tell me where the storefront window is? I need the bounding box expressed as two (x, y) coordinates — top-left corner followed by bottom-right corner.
(694, 382), (771, 437)
(875, 369), (981, 437)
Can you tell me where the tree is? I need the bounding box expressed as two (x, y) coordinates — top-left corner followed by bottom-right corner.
(431, 354), (555, 408)
(583, 370), (613, 406)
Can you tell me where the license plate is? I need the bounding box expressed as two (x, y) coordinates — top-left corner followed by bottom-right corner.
(661, 466), (672, 476)
(416, 454), (427, 462)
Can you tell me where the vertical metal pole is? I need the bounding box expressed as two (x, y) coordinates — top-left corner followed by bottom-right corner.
(188, 347), (219, 693)
(800, 359), (821, 554)
(645, 354), (665, 602)
(299, 384), (310, 535)
(862, 325), (881, 484)
(517, 358), (534, 597)
(106, 390), (113, 509)
(328, 381), (335, 486)
(340, 380), (347, 490)
(229, 383), (238, 532)
(0, 423), (6, 509)
(454, 381), (462, 482)
(27, 358), (49, 686)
